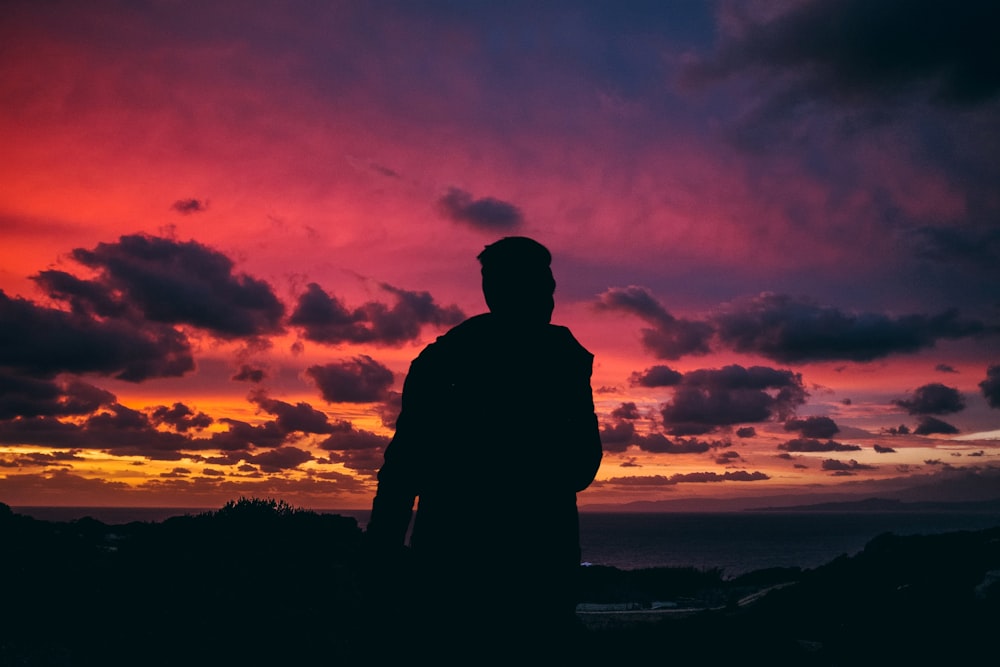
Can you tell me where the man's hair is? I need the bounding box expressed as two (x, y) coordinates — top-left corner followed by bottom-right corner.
(476, 237), (556, 322)
(477, 237), (555, 294)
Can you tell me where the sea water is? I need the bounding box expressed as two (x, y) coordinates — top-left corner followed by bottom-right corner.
(578, 511), (1000, 575)
(12, 506), (1000, 576)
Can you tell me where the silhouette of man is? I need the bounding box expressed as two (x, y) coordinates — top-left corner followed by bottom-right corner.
(366, 236), (602, 659)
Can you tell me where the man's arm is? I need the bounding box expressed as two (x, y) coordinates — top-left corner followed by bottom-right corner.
(365, 356), (429, 547)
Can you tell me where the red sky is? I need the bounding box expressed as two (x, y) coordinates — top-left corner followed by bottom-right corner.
(2, 0), (999, 510)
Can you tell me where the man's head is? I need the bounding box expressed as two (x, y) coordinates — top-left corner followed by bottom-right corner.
(477, 237), (556, 325)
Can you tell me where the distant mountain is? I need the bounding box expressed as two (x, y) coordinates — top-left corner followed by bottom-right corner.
(751, 497), (1000, 513)
(581, 493), (860, 513)
(581, 467), (1000, 513)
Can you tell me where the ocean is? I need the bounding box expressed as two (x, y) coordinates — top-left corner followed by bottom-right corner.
(12, 506), (1000, 577)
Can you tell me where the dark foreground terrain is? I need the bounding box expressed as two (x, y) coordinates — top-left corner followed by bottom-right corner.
(2, 498), (998, 666)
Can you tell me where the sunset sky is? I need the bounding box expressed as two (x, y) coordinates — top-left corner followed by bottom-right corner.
(2, 0), (999, 510)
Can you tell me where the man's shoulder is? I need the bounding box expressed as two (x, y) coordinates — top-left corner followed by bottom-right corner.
(410, 314), (489, 364)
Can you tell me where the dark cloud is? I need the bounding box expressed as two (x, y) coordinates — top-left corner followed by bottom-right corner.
(71, 234), (284, 337)
(913, 225), (1000, 277)
(661, 364), (807, 435)
(980, 365), (1000, 409)
(603, 470), (768, 486)
(874, 444), (897, 454)
(306, 356), (395, 403)
(778, 438), (862, 453)
(0, 404), (203, 459)
(0, 290), (195, 382)
(438, 187), (523, 229)
(673, 470), (769, 483)
(599, 421), (635, 453)
(822, 459), (876, 472)
(318, 422), (391, 474)
(630, 365), (683, 387)
(784, 416), (840, 439)
(686, 0), (1000, 106)
(375, 391), (402, 430)
(1, 450), (84, 468)
(232, 365), (266, 383)
(172, 198), (207, 215)
(249, 393), (336, 434)
(913, 416), (959, 435)
(0, 374), (116, 420)
(248, 446), (313, 473)
(736, 427), (756, 438)
(632, 433), (714, 455)
(319, 421), (390, 452)
(935, 364), (958, 374)
(33, 270), (129, 318)
(289, 282), (464, 346)
(715, 450), (741, 465)
(601, 475), (676, 487)
(894, 383), (965, 415)
(610, 402), (641, 420)
(713, 294), (986, 363)
(150, 403), (213, 432)
(596, 286), (712, 359)
(209, 418), (287, 451)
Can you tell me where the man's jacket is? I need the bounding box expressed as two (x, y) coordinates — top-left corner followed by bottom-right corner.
(368, 312), (603, 571)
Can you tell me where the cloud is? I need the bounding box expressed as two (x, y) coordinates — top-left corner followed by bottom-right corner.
(248, 446), (313, 472)
(874, 444), (897, 454)
(318, 422), (390, 452)
(172, 198), (207, 215)
(935, 364), (958, 373)
(209, 418), (287, 451)
(913, 416), (959, 435)
(249, 393), (336, 434)
(632, 433), (714, 455)
(685, 0), (1000, 106)
(0, 373), (116, 420)
(980, 365), (1000, 408)
(822, 459), (876, 472)
(596, 286), (713, 360)
(0, 290), (195, 382)
(318, 422), (391, 473)
(660, 364), (807, 435)
(306, 356), (395, 403)
(375, 391), (402, 430)
(437, 187), (523, 229)
(713, 294), (986, 363)
(289, 282), (464, 346)
(70, 234), (285, 338)
(894, 383), (966, 415)
(232, 365), (266, 383)
(602, 470), (769, 486)
(150, 403), (213, 432)
(0, 405), (198, 459)
(784, 416), (840, 439)
(715, 450), (742, 465)
(778, 438), (862, 453)
(610, 402), (641, 420)
(0, 450), (84, 468)
(630, 365), (683, 387)
(736, 426), (756, 438)
(599, 420), (635, 453)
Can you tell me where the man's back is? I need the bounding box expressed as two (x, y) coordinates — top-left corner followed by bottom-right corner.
(364, 237), (602, 658)
(382, 313), (600, 566)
